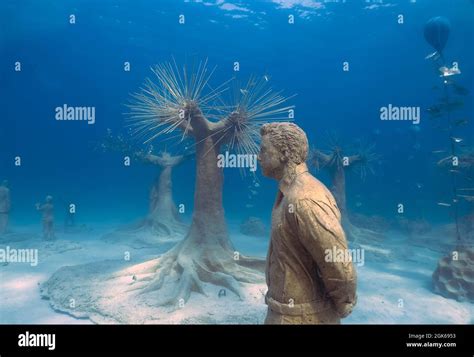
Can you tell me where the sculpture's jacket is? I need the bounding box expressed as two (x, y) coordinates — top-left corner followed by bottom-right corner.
(265, 163), (357, 324)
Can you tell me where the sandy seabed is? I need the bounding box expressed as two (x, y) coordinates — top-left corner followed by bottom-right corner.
(0, 222), (472, 324)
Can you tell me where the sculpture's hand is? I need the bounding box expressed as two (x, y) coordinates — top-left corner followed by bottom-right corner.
(293, 197), (357, 319)
(334, 294), (357, 318)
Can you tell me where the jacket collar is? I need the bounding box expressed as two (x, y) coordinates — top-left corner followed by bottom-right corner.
(278, 162), (309, 196)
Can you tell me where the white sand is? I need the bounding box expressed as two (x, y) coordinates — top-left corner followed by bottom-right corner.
(0, 222), (472, 324)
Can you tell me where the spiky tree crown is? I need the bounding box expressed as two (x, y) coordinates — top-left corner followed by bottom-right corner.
(126, 59), (294, 156)
(309, 133), (379, 180)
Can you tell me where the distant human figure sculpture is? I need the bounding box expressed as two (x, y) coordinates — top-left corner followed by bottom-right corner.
(0, 180), (11, 234)
(258, 123), (357, 324)
(36, 195), (55, 240)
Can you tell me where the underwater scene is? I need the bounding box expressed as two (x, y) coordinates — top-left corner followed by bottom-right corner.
(0, 0), (473, 325)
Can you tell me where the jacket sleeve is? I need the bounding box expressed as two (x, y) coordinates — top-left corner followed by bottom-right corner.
(291, 197), (357, 318)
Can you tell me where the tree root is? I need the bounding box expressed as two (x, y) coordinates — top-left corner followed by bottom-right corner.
(109, 242), (265, 310)
(344, 219), (385, 245)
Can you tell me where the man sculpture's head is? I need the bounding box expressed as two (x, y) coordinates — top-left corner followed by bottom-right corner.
(258, 122), (309, 180)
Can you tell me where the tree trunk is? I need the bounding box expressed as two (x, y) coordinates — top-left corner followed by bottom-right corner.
(330, 165), (347, 216)
(185, 135), (230, 247)
(147, 166), (182, 235)
(116, 133), (264, 307)
(328, 164), (383, 244)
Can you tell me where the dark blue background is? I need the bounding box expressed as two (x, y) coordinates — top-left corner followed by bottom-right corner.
(0, 0), (473, 227)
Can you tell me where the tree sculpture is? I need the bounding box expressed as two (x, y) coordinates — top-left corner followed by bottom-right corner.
(41, 59), (294, 318)
(113, 59), (293, 305)
(101, 131), (188, 240)
(309, 134), (382, 243)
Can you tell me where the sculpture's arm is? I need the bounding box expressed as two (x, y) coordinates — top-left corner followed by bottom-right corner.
(142, 153), (189, 167)
(291, 197), (357, 318)
(208, 111), (259, 147)
(173, 154), (187, 166)
(310, 150), (332, 169)
(142, 153), (165, 166)
(347, 154), (364, 166)
(208, 112), (238, 145)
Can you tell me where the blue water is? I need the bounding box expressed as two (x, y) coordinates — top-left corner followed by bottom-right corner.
(0, 0), (473, 229)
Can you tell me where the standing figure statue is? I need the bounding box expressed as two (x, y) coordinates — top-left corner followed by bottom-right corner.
(36, 195), (55, 240)
(258, 123), (357, 324)
(0, 180), (11, 235)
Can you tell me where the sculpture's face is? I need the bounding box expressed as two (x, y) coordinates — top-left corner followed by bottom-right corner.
(258, 135), (284, 179)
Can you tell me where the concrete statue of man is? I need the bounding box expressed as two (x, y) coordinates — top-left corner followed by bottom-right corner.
(36, 195), (55, 240)
(258, 122), (357, 324)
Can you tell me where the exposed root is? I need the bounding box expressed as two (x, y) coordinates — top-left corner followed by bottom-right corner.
(195, 265), (244, 299)
(344, 219), (385, 245)
(114, 241), (265, 310)
(102, 219), (186, 247)
(117, 218), (186, 237)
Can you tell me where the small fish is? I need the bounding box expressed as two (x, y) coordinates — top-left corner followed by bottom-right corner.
(427, 106), (442, 115)
(250, 189), (258, 195)
(432, 150), (446, 154)
(449, 169), (461, 173)
(451, 137), (463, 143)
(240, 89), (248, 95)
(437, 202), (451, 207)
(437, 155), (453, 165)
(355, 202), (362, 207)
(254, 182), (260, 188)
(458, 188), (474, 191)
(416, 183), (423, 189)
(425, 51), (440, 60)
(413, 143), (421, 150)
(458, 194), (474, 202)
(264, 75), (270, 81)
(245, 204), (254, 208)
(454, 119), (469, 126)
